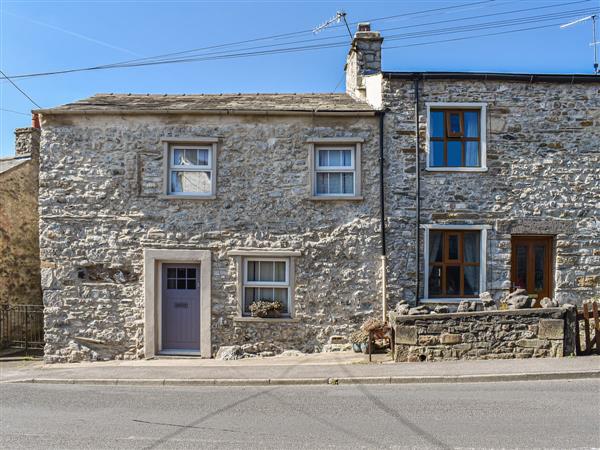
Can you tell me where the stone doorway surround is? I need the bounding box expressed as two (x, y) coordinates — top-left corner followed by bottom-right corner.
(143, 248), (212, 358)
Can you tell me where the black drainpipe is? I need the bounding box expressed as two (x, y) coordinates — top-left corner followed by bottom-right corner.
(414, 77), (421, 306)
(378, 111), (387, 322)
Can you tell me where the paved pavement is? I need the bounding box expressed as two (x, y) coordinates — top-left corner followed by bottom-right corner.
(1, 379), (598, 449)
(1, 353), (599, 385)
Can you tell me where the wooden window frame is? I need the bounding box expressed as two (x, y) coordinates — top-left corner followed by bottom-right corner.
(425, 103), (488, 172)
(429, 231), (480, 298)
(421, 224), (490, 303)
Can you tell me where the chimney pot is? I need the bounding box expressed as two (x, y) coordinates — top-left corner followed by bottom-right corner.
(357, 23), (371, 32)
(31, 113), (40, 129)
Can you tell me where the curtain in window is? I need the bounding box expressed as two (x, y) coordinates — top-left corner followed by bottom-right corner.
(463, 232), (480, 294)
(429, 231), (443, 262)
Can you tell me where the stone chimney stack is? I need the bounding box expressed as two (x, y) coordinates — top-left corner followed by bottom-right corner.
(345, 23), (383, 101)
(15, 116), (41, 159)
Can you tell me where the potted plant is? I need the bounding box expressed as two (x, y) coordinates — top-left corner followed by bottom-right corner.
(349, 330), (369, 353)
(360, 317), (391, 353)
(249, 300), (284, 318)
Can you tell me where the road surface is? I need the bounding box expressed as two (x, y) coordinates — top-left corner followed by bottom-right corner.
(1, 379), (598, 449)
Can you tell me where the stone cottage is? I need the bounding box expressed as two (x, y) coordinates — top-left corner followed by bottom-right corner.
(35, 24), (599, 362)
(0, 125), (42, 305)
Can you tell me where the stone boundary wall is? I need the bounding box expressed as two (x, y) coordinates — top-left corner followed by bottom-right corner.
(392, 307), (576, 362)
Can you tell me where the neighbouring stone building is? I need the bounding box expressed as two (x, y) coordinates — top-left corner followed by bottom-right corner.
(34, 23), (599, 362)
(0, 126), (42, 305)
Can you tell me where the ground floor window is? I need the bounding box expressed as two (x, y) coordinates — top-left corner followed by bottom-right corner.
(423, 226), (488, 300)
(243, 258), (290, 315)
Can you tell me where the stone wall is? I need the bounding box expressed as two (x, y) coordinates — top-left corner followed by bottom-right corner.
(392, 307), (576, 362)
(0, 128), (41, 305)
(38, 113), (382, 362)
(382, 78), (600, 306)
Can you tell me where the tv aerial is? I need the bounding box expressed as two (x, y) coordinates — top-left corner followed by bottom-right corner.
(560, 14), (598, 74)
(313, 11), (353, 39)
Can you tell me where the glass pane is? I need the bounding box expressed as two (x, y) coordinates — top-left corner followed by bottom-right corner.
(258, 287), (274, 301)
(328, 173), (342, 194)
(446, 266), (460, 295)
(464, 111), (479, 137)
(318, 150), (328, 167)
(448, 235), (459, 260)
(177, 268), (186, 278)
(187, 279), (196, 290)
(244, 287), (257, 311)
(342, 173), (354, 194)
(430, 111), (444, 138)
(273, 288), (288, 312)
(448, 113), (461, 134)
(197, 149), (209, 166)
(187, 268), (196, 279)
(171, 171), (211, 194)
(167, 268), (176, 279)
(342, 150), (352, 166)
(167, 279), (176, 289)
(316, 173), (328, 194)
(447, 142), (462, 166)
(534, 245), (545, 292)
(463, 232), (480, 263)
(247, 261), (257, 282)
(173, 149), (198, 166)
(515, 245), (528, 290)
(429, 231), (443, 262)
(177, 279), (186, 289)
(328, 150), (342, 166)
(429, 266), (442, 296)
(465, 142), (479, 167)
(259, 261), (274, 282)
(274, 262), (286, 282)
(463, 266), (480, 295)
(430, 141), (444, 167)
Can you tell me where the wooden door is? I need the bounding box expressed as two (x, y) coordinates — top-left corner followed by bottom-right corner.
(161, 264), (201, 351)
(511, 237), (553, 307)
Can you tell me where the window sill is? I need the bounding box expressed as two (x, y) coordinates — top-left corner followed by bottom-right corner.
(307, 195), (364, 201)
(159, 194), (216, 200)
(233, 317), (300, 323)
(425, 167), (488, 173)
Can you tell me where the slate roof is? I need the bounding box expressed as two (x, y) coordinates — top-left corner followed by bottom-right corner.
(0, 156), (30, 175)
(36, 93), (375, 114)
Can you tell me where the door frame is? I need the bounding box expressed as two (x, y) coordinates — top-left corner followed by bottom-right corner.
(510, 235), (554, 302)
(143, 249), (212, 358)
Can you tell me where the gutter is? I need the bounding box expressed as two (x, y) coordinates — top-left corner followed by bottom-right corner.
(33, 109), (377, 117)
(384, 71), (600, 83)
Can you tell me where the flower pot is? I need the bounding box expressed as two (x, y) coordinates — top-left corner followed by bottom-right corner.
(352, 343), (362, 353)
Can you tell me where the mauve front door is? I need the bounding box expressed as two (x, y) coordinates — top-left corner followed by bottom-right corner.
(162, 264), (201, 351)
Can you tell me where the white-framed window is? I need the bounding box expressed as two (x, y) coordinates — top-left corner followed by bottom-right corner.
(307, 138), (363, 199)
(242, 258), (291, 316)
(426, 102), (487, 172)
(422, 224), (489, 303)
(315, 147), (356, 196)
(162, 138), (218, 197)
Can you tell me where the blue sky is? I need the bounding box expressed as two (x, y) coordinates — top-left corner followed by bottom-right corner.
(1, 0), (598, 157)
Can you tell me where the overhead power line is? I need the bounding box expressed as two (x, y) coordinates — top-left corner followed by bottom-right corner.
(0, 69), (41, 108)
(0, 108), (30, 116)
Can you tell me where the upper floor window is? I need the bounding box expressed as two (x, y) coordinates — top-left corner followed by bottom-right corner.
(162, 138), (218, 198)
(315, 147), (356, 196)
(307, 138), (364, 200)
(426, 103), (487, 171)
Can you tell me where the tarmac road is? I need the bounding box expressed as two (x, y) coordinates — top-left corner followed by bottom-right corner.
(1, 379), (599, 449)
